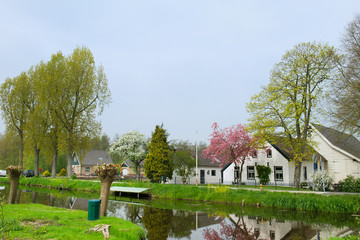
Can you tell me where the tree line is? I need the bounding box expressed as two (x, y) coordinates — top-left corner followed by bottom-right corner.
(0, 46), (111, 177)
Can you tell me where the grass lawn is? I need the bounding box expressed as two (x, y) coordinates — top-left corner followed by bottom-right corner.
(1, 203), (145, 240)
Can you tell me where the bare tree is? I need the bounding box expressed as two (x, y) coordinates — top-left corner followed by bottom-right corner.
(330, 15), (360, 136)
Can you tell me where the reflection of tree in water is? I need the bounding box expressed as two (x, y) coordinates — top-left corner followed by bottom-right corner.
(169, 210), (196, 238)
(125, 204), (143, 225)
(203, 215), (259, 240)
(143, 206), (173, 240)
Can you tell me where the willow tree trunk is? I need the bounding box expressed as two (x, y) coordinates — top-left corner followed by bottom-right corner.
(95, 164), (118, 217)
(34, 147), (40, 177)
(51, 150), (58, 177)
(7, 165), (22, 204)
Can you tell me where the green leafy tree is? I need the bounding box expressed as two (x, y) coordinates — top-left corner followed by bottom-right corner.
(256, 165), (271, 185)
(109, 131), (148, 181)
(54, 46), (111, 176)
(25, 62), (50, 176)
(145, 125), (173, 182)
(0, 73), (32, 169)
(247, 42), (340, 188)
(169, 141), (195, 184)
(0, 132), (20, 168)
(90, 133), (111, 151)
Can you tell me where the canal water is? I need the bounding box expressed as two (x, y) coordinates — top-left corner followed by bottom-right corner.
(2, 185), (359, 240)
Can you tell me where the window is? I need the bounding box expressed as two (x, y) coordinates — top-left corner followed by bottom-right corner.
(99, 157), (103, 162)
(267, 149), (272, 158)
(303, 166), (307, 180)
(247, 166), (255, 180)
(267, 162), (269, 167)
(85, 167), (90, 173)
(211, 170), (216, 176)
(274, 166), (283, 181)
(270, 230), (275, 240)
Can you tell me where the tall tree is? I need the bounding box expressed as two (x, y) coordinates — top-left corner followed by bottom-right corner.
(0, 73), (32, 169)
(25, 62), (49, 176)
(43, 52), (67, 177)
(109, 131), (148, 181)
(202, 123), (258, 183)
(55, 46), (111, 176)
(330, 15), (360, 136)
(144, 125), (173, 182)
(247, 42), (340, 187)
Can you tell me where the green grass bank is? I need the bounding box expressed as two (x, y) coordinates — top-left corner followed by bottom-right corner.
(1, 177), (360, 213)
(1, 204), (145, 240)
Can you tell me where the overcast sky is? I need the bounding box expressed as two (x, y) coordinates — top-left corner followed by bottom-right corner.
(0, 1), (359, 143)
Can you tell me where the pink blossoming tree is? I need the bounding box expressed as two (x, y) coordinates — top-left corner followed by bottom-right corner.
(202, 122), (259, 183)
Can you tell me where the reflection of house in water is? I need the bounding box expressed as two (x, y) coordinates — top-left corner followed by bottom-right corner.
(196, 212), (224, 229)
(229, 214), (293, 240)
(228, 214), (355, 240)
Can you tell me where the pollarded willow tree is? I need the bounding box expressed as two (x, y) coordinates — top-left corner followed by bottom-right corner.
(247, 42), (341, 188)
(109, 131), (148, 181)
(202, 123), (259, 183)
(144, 125), (173, 182)
(330, 15), (360, 136)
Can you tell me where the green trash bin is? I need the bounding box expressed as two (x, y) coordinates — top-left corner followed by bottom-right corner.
(88, 199), (101, 221)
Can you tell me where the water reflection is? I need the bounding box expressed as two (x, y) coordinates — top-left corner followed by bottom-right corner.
(1, 186), (359, 240)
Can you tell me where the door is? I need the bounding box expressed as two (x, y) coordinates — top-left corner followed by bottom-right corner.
(200, 170), (205, 184)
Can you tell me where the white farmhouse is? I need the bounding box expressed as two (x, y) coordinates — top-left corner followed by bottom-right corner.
(311, 124), (360, 182)
(221, 142), (315, 186)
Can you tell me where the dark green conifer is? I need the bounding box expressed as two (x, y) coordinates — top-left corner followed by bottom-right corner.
(144, 125), (173, 182)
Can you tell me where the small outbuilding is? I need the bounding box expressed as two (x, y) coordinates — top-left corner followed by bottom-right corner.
(72, 150), (113, 176)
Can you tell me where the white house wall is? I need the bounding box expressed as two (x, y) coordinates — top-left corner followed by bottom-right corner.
(312, 132), (360, 182)
(168, 167), (222, 185)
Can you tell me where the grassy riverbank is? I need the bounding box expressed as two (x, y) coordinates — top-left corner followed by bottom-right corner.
(1, 204), (145, 240)
(1, 177), (360, 213)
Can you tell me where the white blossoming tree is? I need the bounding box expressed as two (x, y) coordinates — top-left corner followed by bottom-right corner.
(109, 131), (148, 181)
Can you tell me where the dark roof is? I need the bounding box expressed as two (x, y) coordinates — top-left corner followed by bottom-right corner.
(198, 154), (221, 167)
(81, 150), (113, 166)
(313, 124), (360, 159)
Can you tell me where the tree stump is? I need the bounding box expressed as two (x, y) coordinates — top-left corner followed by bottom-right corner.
(6, 165), (22, 204)
(95, 164), (118, 217)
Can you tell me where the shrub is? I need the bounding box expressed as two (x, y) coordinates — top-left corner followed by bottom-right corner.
(71, 174), (77, 180)
(256, 165), (271, 185)
(59, 168), (67, 176)
(335, 175), (360, 192)
(300, 182), (308, 189)
(312, 172), (333, 191)
(42, 170), (51, 177)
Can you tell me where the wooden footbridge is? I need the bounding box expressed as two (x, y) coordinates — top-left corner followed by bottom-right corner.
(110, 186), (150, 199)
